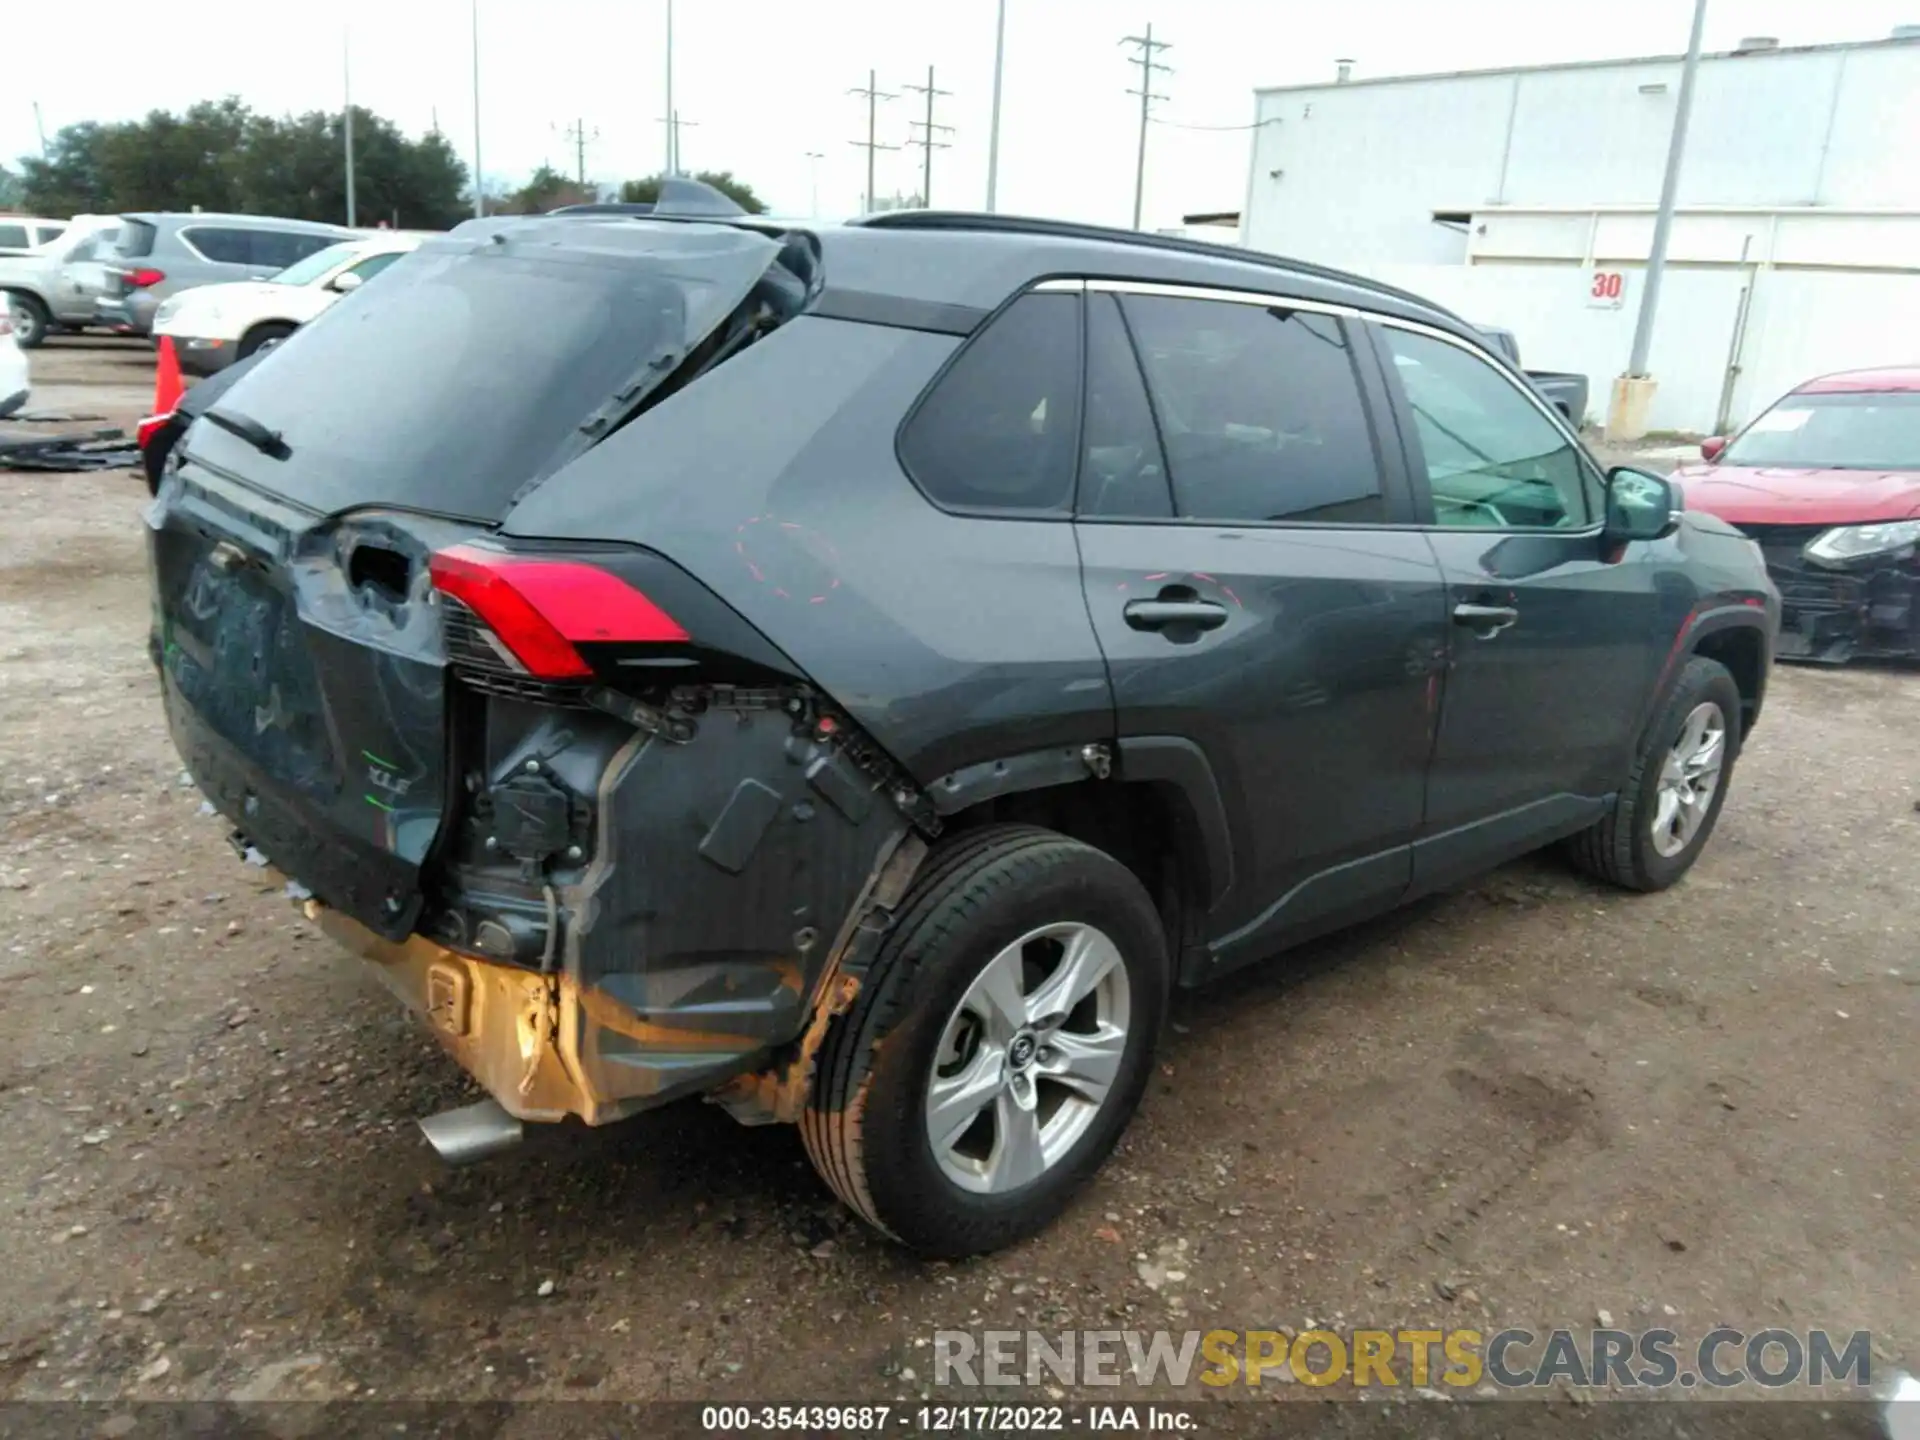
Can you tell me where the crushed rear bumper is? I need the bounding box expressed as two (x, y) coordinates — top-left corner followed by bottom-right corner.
(308, 900), (768, 1126)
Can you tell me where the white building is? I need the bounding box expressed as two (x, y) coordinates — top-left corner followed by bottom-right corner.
(1240, 32), (1920, 432)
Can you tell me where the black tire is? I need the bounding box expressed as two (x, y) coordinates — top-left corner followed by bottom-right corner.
(1566, 655), (1743, 892)
(7, 292), (50, 349)
(237, 322), (295, 360)
(802, 824), (1168, 1257)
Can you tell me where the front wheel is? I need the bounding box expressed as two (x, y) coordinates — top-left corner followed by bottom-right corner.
(237, 322), (295, 360)
(802, 825), (1168, 1257)
(1566, 655), (1743, 891)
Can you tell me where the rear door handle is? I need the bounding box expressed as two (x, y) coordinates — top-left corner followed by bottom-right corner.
(1453, 602), (1519, 637)
(1123, 599), (1229, 633)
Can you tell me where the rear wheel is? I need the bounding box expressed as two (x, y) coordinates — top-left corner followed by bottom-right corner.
(237, 322), (295, 360)
(6, 292), (49, 349)
(802, 824), (1168, 1257)
(1566, 655), (1742, 891)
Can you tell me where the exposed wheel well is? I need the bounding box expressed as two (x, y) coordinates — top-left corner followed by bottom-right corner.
(942, 780), (1199, 963)
(1692, 626), (1765, 736)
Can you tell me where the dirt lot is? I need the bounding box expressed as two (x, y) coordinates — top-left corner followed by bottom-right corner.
(1, 341), (1915, 1418)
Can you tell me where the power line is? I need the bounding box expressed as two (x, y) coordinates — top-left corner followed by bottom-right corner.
(848, 70), (899, 214)
(1120, 23), (1172, 230)
(903, 66), (954, 206)
(1149, 114), (1281, 132)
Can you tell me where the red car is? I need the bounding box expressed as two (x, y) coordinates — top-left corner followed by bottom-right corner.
(1673, 366), (1920, 663)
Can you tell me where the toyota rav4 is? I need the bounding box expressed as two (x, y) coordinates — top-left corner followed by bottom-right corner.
(148, 208), (1778, 1256)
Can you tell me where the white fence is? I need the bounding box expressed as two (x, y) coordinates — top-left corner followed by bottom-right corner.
(1353, 260), (1920, 435)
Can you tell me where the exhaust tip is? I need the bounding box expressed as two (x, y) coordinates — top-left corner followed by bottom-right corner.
(419, 1098), (524, 1165)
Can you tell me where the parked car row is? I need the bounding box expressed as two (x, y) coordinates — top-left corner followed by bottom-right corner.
(1, 211), (360, 348)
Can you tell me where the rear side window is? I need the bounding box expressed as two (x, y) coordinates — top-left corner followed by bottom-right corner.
(0, 224), (28, 250)
(1120, 294), (1385, 525)
(899, 292), (1082, 514)
(182, 227), (254, 263)
(115, 220), (158, 258)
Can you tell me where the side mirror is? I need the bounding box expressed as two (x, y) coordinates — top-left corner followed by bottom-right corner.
(1700, 435), (1727, 462)
(1605, 466), (1679, 544)
(329, 271), (364, 294)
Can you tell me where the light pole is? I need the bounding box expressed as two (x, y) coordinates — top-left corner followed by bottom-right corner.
(664, 0), (676, 174)
(343, 28), (357, 227)
(986, 0), (1007, 211)
(805, 150), (825, 217)
(1609, 0), (1708, 439)
(470, 0), (484, 217)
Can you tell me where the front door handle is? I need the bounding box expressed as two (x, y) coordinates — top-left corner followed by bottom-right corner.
(1123, 599), (1230, 633)
(1453, 602), (1519, 637)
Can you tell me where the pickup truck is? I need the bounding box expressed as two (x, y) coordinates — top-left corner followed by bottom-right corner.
(1474, 324), (1591, 429)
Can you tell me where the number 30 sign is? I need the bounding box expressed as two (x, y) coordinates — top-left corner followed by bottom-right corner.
(1588, 270), (1627, 309)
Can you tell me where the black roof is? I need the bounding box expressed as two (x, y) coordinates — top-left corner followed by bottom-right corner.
(829, 210), (1473, 338)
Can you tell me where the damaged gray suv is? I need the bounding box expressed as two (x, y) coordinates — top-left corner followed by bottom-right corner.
(149, 204), (1779, 1256)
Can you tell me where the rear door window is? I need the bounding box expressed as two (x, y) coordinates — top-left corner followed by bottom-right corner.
(252, 229), (337, 270)
(1119, 293), (1387, 525)
(1379, 326), (1592, 530)
(0, 224), (28, 249)
(1079, 293), (1172, 519)
(898, 291), (1082, 514)
(181, 227), (254, 264)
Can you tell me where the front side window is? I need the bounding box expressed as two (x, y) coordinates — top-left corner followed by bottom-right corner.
(898, 291), (1082, 514)
(1119, 294), (1386, 524)
(346, 251), (405, 282)
(1382, 327), (1590, 530)
(270, 241), (363, 286)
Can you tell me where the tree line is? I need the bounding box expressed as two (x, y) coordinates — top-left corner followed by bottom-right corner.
(13, 100), (765, 228)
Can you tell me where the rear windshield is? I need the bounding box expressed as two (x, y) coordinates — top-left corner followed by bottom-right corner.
(1724, 391), (1920, 471)
(114, 219), (158, 258)
(203, 223), (783, 519)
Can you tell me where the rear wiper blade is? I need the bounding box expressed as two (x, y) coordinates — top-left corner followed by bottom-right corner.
(203, 407), (291, 461)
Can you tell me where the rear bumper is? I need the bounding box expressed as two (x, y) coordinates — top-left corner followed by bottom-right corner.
(173, 335), (236, 376)
(307, 901), (765, 1126)
(96, 294), (157, 335)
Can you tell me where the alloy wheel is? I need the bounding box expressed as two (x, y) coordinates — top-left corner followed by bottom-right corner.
(924, 922), (1131, 1194)
(1651, 700), (1726, 858)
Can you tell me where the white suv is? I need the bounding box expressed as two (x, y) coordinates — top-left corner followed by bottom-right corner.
(151, 231), (429, 375)
(0, 303), (28, 417)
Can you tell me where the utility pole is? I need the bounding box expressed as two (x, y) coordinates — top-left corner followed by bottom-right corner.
(848, 70), (898, 214)
(343, 28), (357, 227)
(986, 0), (1006, 210)
(805, 150), (825, 217)
(1121, 24), (1172, 231)
(658, 113), (698, 173)
(470, 0), (484, 217)
(1609, 0), (1708, 439)
(904, 67), (954, 206)
(664, 0), (676, 174)
(558, 118), (599, 184)
(32, 102), (49, 158)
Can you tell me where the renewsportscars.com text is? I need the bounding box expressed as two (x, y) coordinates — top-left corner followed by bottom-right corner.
(932, 1327), (1873, 1390)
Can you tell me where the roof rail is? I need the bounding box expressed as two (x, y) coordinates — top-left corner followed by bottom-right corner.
(849, 210), (1453, 318)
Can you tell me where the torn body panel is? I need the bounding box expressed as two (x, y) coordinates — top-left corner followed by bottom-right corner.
(1743, 523), (1920, 662)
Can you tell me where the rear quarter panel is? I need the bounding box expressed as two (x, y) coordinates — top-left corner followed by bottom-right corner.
(499, 315), (1116, 783)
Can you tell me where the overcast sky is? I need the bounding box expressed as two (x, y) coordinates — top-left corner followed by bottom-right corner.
(8, 1), (1916, 226)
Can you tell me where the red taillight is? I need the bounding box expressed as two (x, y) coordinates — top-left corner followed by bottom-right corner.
(126, 267), (166, 288)
(429, 545), (687, 680)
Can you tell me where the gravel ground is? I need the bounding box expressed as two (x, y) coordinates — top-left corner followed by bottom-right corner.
(0, 340), (1915, 1422)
